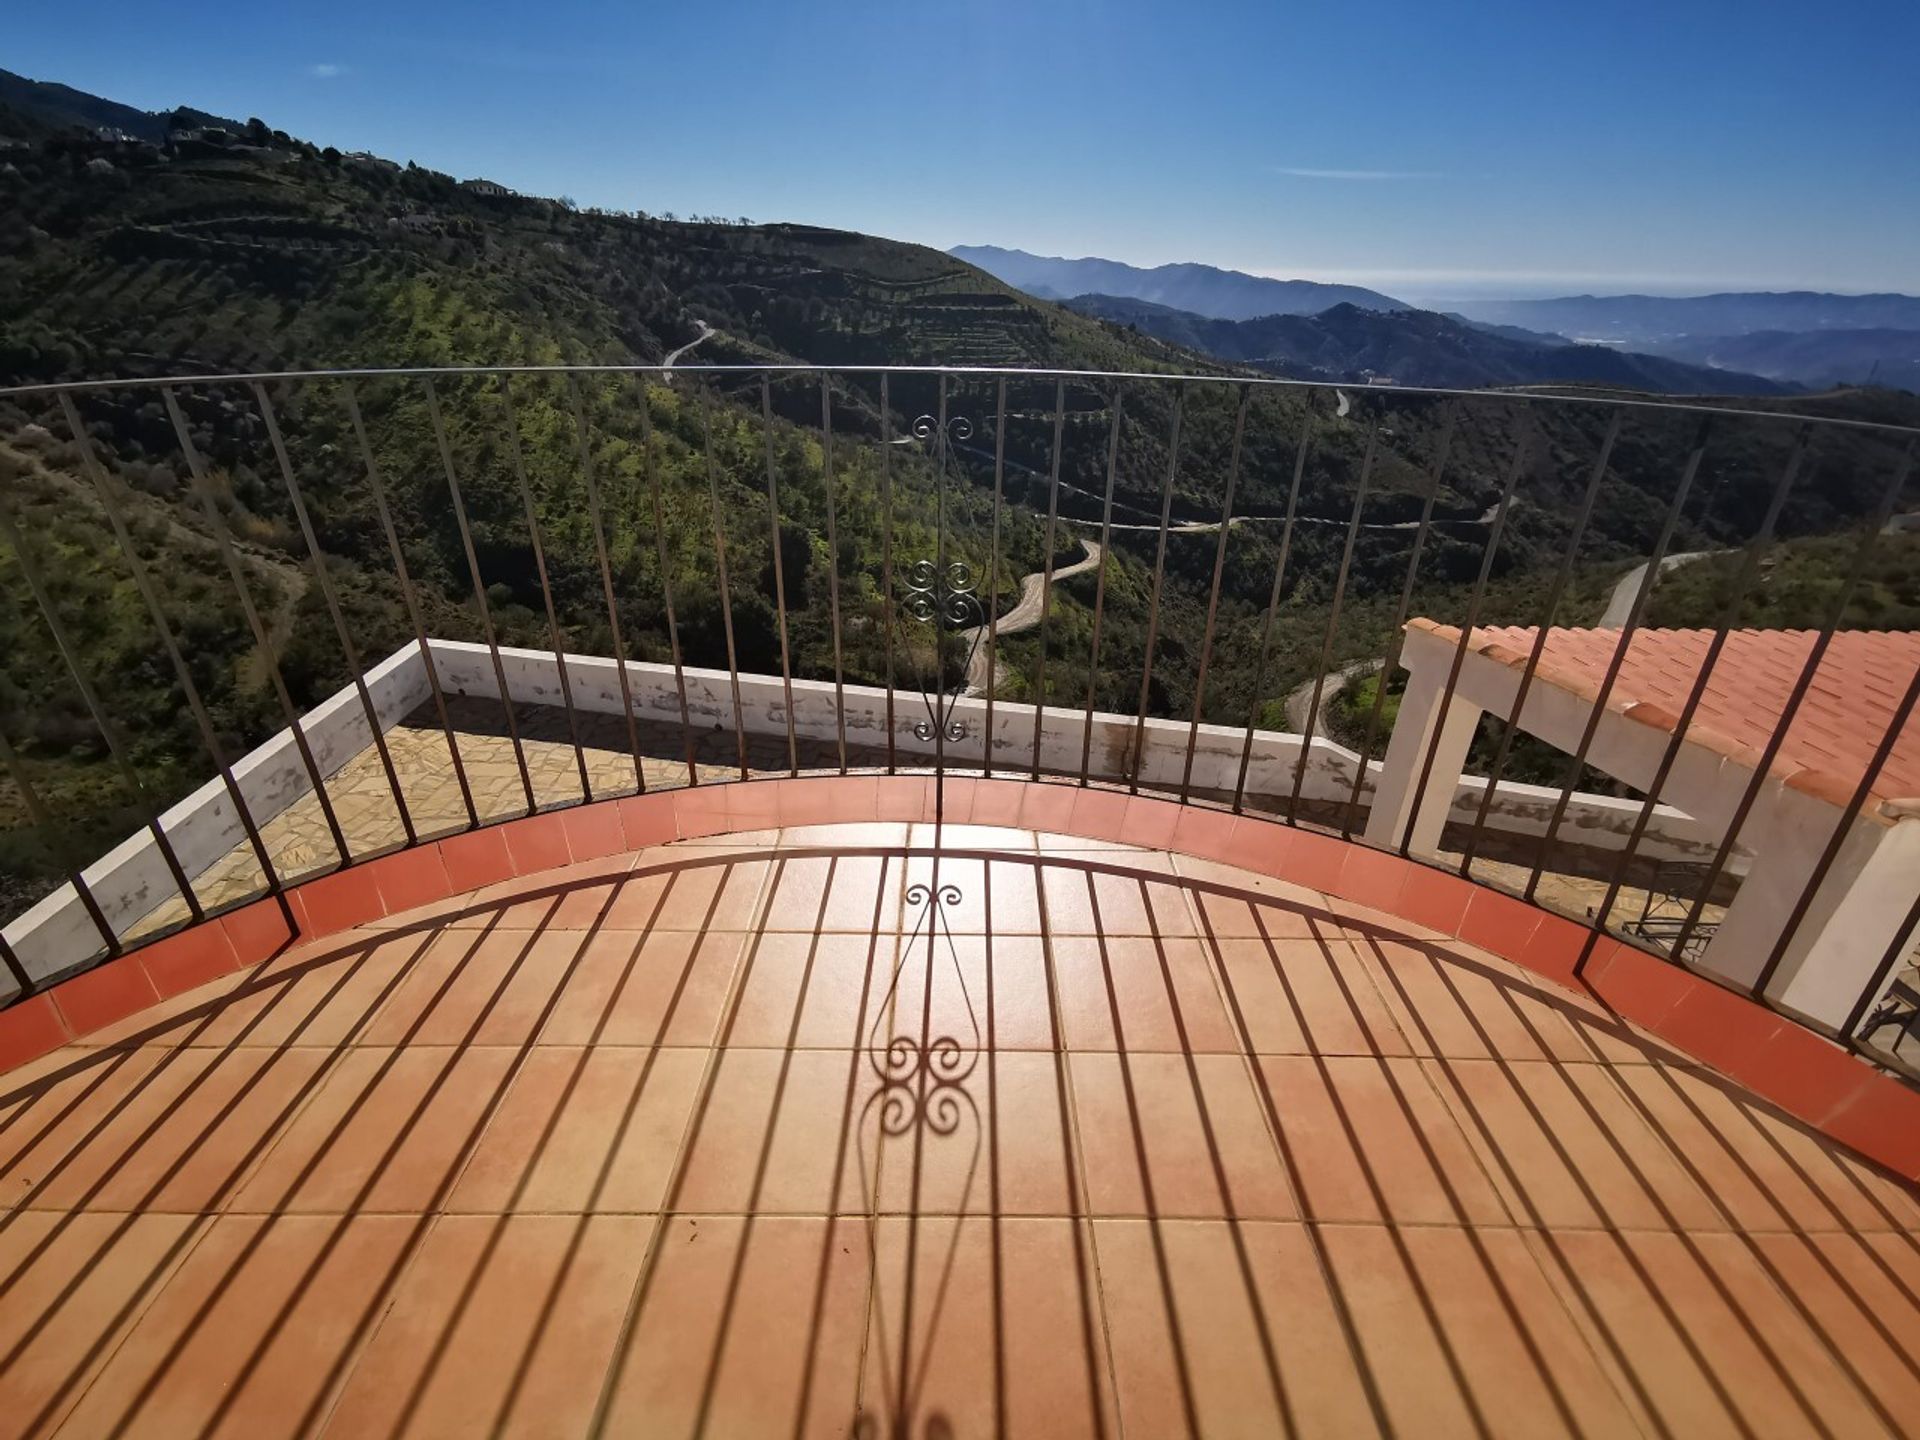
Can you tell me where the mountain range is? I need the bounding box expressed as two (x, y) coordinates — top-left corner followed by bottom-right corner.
(1, 66), (1915, 913)
(1063, 294), (1792, 395)
(1448, 291), (1920, 347)
(957, 244), (1919, 391)
(949, 245), (1408, 319)
(1641, 329), (1920, 391)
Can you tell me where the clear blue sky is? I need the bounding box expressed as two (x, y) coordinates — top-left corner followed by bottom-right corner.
(9, 0), (1918, 300)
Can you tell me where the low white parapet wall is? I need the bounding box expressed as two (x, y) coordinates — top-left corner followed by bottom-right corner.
(424, 639), (1721, 863)
(0, 637), (1720, 993)
(1, 644), (432, 988)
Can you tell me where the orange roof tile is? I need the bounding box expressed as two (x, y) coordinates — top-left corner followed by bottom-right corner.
(1409, 622), (1920, 816)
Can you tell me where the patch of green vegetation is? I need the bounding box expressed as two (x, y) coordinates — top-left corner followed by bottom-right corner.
(1643, 529), (1920, 631)
(0, 104), (1916, 922)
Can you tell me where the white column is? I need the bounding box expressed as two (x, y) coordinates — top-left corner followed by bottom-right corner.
(1362, 660), (1484, 856)
(1699, 807), (1920, 1030)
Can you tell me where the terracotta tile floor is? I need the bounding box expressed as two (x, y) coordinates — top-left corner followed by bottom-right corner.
(4, 825), (1920, 1439)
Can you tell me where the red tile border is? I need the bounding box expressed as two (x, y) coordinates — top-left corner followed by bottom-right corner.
(1458, 887), (1541, 959)
(560, 803), (627, 863)
(816, 775), (861, 820)
(1016, 782), (1078, 836)
(1394, 866), (1476, 936)
(1220, 815), (1288, 874)
(48, 957), (159, 1038)
(935, 777), (977, 826)
(967, 783), (1029, 829)
(290, 866), (387, 938)
(366, 846), (454, 918)
(1276, 827), (1348, 892)
(1330, 842), (1409, 909)
(218, 898), (295, 970)
(1824, 1079), (1920, 1180)
(1646, 972), (1783, 1079)
(0, 994), (71, 1071)
(1518, 913), (1608, 985)
(1068, 787), (1129, 841)
(724, 782), (782, 833)
(617, 793), (678, 849)
(1121, 796), (1183, 851)
(820, 774), (881, 824)
(8, 772), (1919, 1182)
(137, 925), (241, 1000)
(1741, 1021), (1879, 1130)
(671, 785), (731, 839)
(437, 827), (515, 893)
(969, 779), (1025, 828)
(502, 812), (572, 876)
(1172, 806), (1240, 864)
(874, 776), (933, 824)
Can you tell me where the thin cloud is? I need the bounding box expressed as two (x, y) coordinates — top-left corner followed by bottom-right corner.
(1277, 166), (1442, 181)
(307, 62), (346, 79)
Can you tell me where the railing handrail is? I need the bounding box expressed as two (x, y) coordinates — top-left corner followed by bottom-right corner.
(2, 357), (1917, 1088)
(4, 363), (1918, 439)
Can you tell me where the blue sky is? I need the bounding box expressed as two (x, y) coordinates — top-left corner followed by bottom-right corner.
(9, 0), (1918, 300)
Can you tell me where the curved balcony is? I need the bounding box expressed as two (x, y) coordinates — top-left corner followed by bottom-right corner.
(1, 365), (1918, 1436)
(4, 786), (1919, 1437)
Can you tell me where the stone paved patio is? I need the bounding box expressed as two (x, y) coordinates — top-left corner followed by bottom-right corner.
(130, 699), (890, 938)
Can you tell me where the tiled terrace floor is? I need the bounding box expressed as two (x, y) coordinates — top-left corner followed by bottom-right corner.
(9, 826), (1920, 1438)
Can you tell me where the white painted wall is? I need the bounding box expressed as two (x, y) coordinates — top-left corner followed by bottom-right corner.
(1, 644), (432, 989)
(0, 636), (1723, 996)
(427, 639), (1720, 857)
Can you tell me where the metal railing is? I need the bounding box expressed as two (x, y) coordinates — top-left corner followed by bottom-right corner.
(1, 362), (1917, 1071)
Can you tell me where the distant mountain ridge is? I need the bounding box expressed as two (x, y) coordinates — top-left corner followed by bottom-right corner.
(1064, 293), (1794, 396)
(0, 67), (236, 144)
(949, 245), (1407, 320)
(1450, 291), (1920, 346)
(1652, 329), (1920, 391)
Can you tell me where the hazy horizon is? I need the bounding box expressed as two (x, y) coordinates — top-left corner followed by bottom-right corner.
(10, 0), (1920, 301)
(947, 246), (1915, 305)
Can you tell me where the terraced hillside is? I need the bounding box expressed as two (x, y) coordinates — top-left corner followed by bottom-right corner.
(1, 96), (1916, 927)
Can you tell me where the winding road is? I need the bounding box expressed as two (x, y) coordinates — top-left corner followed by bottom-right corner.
(1283, 657), (1382, 738)
(1072, 501), (1504, 536)
(662, 320), (716, 372)
(1598, 550), (1717, 627)
(959, 538), (1102, 696)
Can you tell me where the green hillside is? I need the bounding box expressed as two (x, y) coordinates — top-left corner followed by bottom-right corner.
(1, 91), (1917, 924)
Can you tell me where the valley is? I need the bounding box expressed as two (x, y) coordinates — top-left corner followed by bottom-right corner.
(1, 75), (1917, 919)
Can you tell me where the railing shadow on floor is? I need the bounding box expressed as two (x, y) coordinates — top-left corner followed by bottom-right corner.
(2, 839), (1917, 1436)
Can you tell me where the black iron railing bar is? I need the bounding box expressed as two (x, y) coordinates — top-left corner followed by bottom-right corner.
(1180, 383), (1253, 805)
(1341, 405), (1455, 836)
(1457, 412), (1621, 877)
(163, 388), (353, 861)
(1129, 382), (1187, 795)
(341, 381), (480, 828)
(499, 377), (593, 803)
(422, 377), (539, 815)
(1520, 416), (1713, 898)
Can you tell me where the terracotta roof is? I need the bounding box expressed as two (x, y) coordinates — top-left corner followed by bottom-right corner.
(1408, 621), (1920, 817)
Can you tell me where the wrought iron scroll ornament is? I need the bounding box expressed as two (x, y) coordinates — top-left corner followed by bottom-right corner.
(855, 876), (983, 1438)
(903, 415), (986, 745)
(853, 409), (987, 1438)
(867, 881), (982, 1136)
